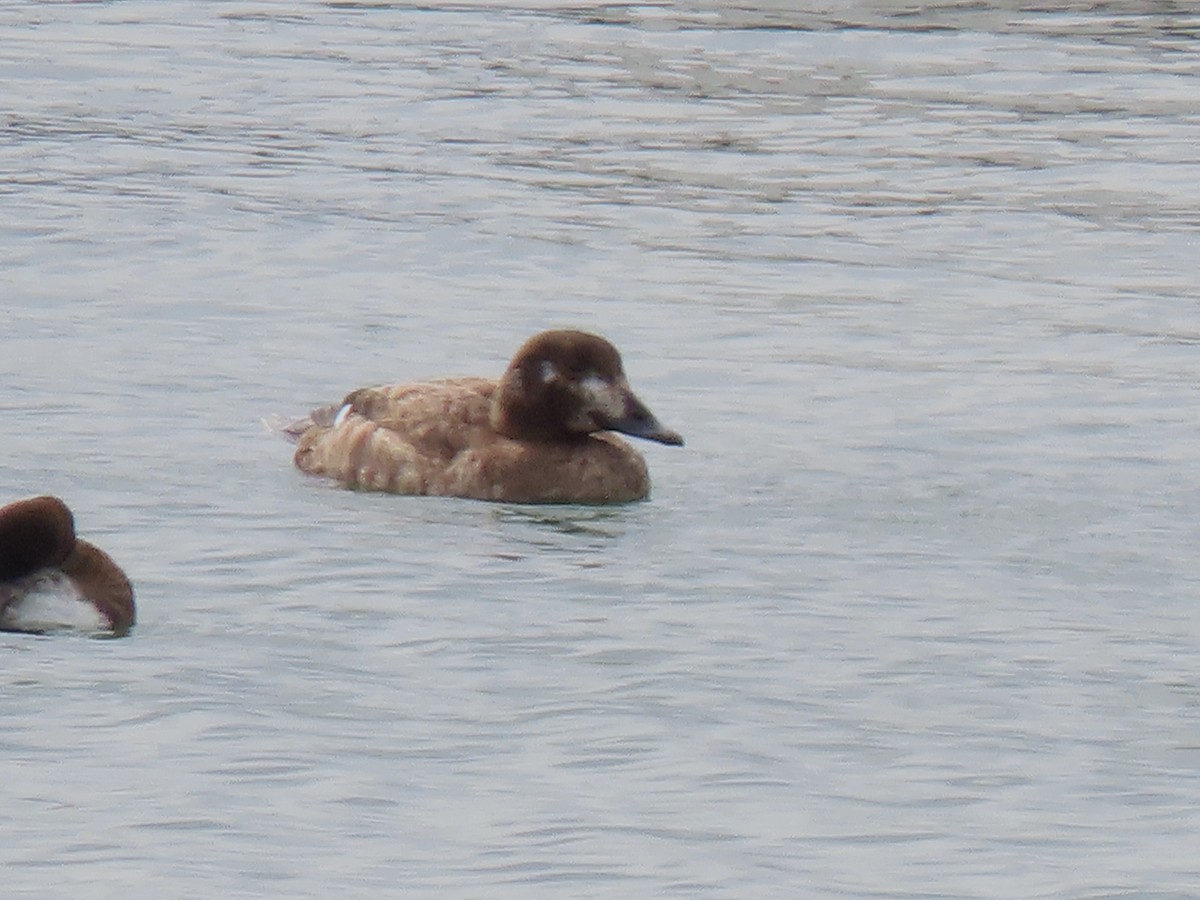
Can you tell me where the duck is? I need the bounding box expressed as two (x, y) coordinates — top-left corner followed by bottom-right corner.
(286, 329), (683, 504)
(0, 496), (136, 636)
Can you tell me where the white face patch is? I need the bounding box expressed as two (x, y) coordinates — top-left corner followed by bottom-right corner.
(539, 360), (559, 384)
(579, 374), (625, 418)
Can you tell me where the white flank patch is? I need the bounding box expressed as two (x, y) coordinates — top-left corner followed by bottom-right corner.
(0, 570), (108, 634)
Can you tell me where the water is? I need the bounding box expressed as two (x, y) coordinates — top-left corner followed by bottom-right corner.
(3, 1), (1200, 896)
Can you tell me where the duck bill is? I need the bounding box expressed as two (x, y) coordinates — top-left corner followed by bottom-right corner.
(574, 375), (684, 446)
(602, 386), (684, 447)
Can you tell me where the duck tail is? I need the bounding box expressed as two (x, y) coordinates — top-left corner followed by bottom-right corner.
(265, 403), (348, 443)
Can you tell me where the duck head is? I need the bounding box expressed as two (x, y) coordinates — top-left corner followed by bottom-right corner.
(491, 330), (684, 446)
(0, 495), (76, 581)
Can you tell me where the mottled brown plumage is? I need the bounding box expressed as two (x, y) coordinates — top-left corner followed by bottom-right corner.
(289, 330), (683, 504)
(0, 496), (135, 635)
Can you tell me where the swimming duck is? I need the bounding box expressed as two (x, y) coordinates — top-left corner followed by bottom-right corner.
(287, 329), (683, 503)
(0, 495), (135, 636)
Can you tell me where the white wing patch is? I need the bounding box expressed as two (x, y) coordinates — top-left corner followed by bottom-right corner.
(0, 570), (108, 634)
(333, 403), (354, 428)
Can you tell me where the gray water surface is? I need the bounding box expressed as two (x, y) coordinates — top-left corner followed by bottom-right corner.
(3, 2), (1200, 897)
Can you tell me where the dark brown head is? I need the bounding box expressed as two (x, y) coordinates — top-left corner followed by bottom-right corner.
(0, 495), (77, 581)
(490, 330), (684, 446)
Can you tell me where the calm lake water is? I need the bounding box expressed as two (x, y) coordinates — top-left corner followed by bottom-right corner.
(3, 1), (1200, 896)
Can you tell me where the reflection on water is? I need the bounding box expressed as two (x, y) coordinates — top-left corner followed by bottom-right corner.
(3, 1), (1200, 897)
(493, 505), (627, 539)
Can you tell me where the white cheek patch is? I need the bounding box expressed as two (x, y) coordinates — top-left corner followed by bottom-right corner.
(580, 374), (624, 417)
(539, 361), (559, 384)
(333, 403), (354, 427)
(580, 373), (606, 394)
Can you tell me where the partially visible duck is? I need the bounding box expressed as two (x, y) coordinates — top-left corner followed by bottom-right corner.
(287, 329), (683, 504)
(0, 496), (135, 636)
